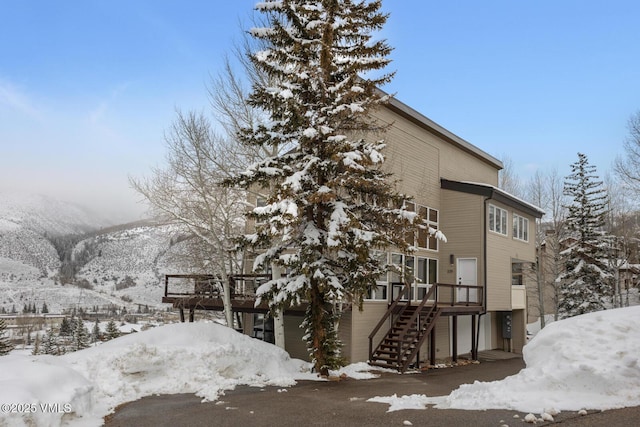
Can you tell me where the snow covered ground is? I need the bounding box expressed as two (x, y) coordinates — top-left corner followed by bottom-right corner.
(0, 322), (319, 427)
(369, 305), (640, 418)
(2, 306), (640, 426)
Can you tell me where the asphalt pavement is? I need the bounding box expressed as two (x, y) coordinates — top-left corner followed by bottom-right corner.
(104, 355), (640, 427)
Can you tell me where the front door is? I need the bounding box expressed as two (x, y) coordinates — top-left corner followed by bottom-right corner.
(457, 258), (478, 303)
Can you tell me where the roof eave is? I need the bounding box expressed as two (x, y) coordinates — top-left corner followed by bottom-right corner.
(441, 178), (545, 218)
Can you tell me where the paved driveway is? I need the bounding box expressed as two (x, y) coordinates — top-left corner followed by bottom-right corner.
(104, 356), (639, 427)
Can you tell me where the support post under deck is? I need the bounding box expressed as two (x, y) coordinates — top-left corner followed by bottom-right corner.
(429, 328), (436, 366)
(452, 316), (458, 363)
(471, 314), (478, 360)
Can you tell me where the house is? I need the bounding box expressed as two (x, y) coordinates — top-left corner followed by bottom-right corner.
(163, 95), (544, 371)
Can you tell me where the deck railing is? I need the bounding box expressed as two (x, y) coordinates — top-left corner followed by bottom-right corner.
(164, 274), (271, 299)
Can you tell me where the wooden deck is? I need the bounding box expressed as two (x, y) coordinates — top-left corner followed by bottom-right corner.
(162, 274), (483, 324)
(162, 274), (307, 316)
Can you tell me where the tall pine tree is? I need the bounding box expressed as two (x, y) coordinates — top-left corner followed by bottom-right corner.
(228, 0), (436, 376)
(559, 153), (612, 318)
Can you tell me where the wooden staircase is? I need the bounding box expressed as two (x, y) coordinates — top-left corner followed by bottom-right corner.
(369, 283), (442, 373)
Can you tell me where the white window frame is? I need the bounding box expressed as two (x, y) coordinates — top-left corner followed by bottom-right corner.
(366, 250), (388, 301)
(416, 204), (439, 252)
(255, 195), (267, 226)
(489, 204), (508, 236)
(513, 214), (529, 242)
(415, 256), (438, 301)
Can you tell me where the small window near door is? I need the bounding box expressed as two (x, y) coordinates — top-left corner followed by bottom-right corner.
(512, 263), (524, 286)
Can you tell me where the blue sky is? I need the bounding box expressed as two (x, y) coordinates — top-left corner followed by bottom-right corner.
(1, 1), (639, 221)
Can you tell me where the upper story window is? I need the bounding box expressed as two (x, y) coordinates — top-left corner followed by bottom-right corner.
(417, 205), (439, 251)
(489, 204), (508, 235)
(255, 195), (267, 225)
(513, 214), (529, 242)
(403, 201), (416, 246)
(395, 201), (439, 251)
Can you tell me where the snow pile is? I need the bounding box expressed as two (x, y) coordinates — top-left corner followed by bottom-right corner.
(4, 307), (640, 426)
(370, 306), (640, 413)
(0, 322), (316, 427)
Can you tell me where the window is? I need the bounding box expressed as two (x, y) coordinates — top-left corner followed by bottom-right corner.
(404, 202), (416, 246)
(366, 251), (388, 300)
(512, 263), (524, 286)
(489, 204), (508, 235)
(255, 196), (267, 225)
(417, 205), (439, 251)
(364, 252), (438, 301)
(415, 257), (438, 300)
(513, 214), (529, 242)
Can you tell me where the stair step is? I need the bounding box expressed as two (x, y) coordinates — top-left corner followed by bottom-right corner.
(381, 342), (417, 349)
(377, 347), (415, 354)
(368, 361), (400, 369)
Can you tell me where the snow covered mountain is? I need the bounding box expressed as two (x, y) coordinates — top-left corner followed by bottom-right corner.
(0, 193), (188, 314)
(0, 193), (108, 282)
(0, 193), (109, 236)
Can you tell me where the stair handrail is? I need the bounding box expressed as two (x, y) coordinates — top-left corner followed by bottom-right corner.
(400, 306), (442, 373)
(393, 284), (438, 369)
(368, 281), (412, 361)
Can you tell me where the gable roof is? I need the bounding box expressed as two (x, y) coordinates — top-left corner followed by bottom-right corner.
(383, 95), (504, 170)
(440, 178), (545, 218)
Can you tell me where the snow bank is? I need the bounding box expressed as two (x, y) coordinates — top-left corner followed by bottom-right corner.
(0, 322), (315, 427)
(370, 306), (640, 413)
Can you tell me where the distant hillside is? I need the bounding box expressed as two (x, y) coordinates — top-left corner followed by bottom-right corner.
(0, 193), (110, 281)
(0, 192), (110, 236)
(0, 193), (191, 313)
(72, 222), (189, 307)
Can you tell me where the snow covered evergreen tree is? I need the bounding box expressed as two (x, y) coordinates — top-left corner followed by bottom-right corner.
(42, 331), (58, 355)
(72, 318), (90, 351)
(558, 153), (612, 318)
(0, 318), (13, 356)
(229, 0), (438, 376)
(92, 319), (101, 343)
(59, 317), (72, 337)
(105, 320), (120, 340)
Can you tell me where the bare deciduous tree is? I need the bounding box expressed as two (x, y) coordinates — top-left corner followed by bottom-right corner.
(603, 172), (636, 308)
(130, 112), (246, 327)
(614, 111), (640, 195)
(499, 156), (523, 198)
(130, 31), (288, 328)
(525, 167), (567, 325)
